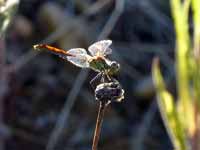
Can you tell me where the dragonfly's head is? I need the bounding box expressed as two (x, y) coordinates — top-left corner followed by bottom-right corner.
(109, 61), (120, 75)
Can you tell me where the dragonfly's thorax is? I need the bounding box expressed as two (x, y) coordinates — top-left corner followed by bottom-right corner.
(89, 56), (110, 72)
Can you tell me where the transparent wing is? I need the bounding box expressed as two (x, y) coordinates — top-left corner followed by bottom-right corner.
(66, 48), (91, 68)
(67, 54), (91, 68)
(105, 48), (112, 55)
(88, 40), (112, 56)
(67, 48), (88, 55)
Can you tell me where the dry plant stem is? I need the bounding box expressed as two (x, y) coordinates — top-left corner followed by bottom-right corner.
(92, 101), (107, 150)
(46, 70), (88, 150)
(0, 37), (6, 150)
(133, 101), (157, 150)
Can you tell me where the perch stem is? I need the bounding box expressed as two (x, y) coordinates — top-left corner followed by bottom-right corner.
(92, 101), (107, 150)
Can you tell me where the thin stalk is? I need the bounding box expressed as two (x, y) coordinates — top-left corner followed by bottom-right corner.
(92, 101), (107, 150)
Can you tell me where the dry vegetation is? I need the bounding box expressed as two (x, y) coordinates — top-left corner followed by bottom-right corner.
(0, 0), (175, 150)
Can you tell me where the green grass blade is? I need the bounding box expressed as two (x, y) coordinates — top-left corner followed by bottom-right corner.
(192, 0), (200, 108)
(170, 0), (195, 132)
(152, 58), (187, 150)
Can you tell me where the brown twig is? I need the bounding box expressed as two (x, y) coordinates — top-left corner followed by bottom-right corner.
(92, 101), (107, 150)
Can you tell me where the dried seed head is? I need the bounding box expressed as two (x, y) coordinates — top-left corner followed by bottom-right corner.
(95, 81), (124, 103)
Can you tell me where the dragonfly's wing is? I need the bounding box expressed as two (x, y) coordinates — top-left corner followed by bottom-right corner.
(67, 48), (88, 55)
(88, 40), (112, 56)
(67, 48), (91, 68)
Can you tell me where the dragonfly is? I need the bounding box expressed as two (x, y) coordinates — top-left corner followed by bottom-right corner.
(33, 40), (120, 82)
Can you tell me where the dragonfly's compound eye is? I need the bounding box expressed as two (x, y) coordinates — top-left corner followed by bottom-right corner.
(111, 61), (120, 69)
(110, 61), (120, 74)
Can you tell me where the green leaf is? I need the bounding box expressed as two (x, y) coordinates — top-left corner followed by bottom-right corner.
(152, 58), (187, 150)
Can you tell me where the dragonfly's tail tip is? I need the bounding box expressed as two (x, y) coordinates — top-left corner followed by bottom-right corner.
(33, 44), (41, 50)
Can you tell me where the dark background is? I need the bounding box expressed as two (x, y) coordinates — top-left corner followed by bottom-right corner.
(1, 0), (175, 150)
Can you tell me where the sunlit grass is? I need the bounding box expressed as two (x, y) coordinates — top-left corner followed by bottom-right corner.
(152, 0), (200, 149)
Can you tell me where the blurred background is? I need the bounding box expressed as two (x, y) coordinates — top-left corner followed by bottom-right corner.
(0, 0), (176, 150)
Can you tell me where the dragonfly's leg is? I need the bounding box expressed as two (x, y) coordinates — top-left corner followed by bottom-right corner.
(106, 73), (111, 81)
(90, 73), (102, 90)
(101, 73), (105, 83)
(101, 72), (110, 83)
(102, 71), (111, 82)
